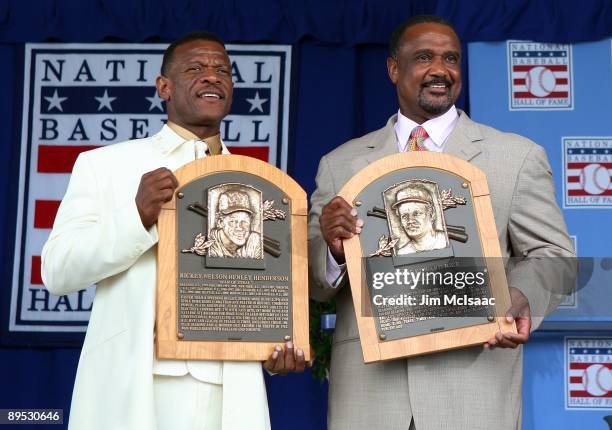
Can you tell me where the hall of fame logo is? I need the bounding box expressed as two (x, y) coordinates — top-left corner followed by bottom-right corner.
(566, 337), (612, 409)
(507, 41), (573, 110)
(8, 43), (291, 340)
(563, 137), (612, 208)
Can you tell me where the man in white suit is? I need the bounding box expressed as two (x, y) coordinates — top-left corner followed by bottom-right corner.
(309, 16), (576, 429)
(42, 31), (304, 430)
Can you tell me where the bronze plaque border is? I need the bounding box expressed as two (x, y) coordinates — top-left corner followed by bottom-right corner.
(155, 155), (310, 361)
(338, 152), (516, 363)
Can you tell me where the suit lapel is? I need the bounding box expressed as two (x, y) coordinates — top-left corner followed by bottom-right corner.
(443, 110), (483, 162)
(345, 111), (483, 186)
(349, 116), (399, 175)
(149, 125), (201, 170)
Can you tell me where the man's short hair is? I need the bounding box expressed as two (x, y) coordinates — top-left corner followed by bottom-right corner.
(388, 15), (456, 60)
(161, 31), (226, 75)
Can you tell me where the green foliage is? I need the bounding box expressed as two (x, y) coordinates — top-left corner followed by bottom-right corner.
(309, 298), (336, 381)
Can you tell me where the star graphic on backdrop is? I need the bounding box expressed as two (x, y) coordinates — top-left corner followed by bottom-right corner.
(95, 90), (117, 112)
(44, 89), (68, 112)
(246, 91), (268, 113)
(146, 89), (165, 112)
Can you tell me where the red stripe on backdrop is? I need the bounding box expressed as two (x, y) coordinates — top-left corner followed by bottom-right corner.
(38, 145), (101, 173)
(513, 92), (569, 98)
(567, 163), (612, 169)
(569, 391), (612, 398)
(566, 176), (580, 183)
(38, 145), (270, 172)
(569, 376), (582, 383)
(512, 65), (568, 72)
(227, 146), (270, 162)
(34, 200), (61, 228)
(513, 78), (568, 85)
(569, 363), (612, 370)
(31, 256), (43, 285)
(568, 190), (612, 196)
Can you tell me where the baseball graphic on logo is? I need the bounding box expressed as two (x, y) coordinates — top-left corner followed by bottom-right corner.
(582, 364), (612, 396)
(580, 164), (611, 195)
(525, 66), (556, 97)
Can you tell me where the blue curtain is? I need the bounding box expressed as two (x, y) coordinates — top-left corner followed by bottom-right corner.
(1, 0), (611, 44)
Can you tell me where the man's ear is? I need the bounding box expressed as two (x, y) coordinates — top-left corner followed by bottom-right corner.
(156, 75), (171, 102)
(386, 57), (398, 85)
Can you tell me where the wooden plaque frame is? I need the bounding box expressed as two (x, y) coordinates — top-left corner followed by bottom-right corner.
(156, 155), (310, 361)
(338, 152), (516, 363)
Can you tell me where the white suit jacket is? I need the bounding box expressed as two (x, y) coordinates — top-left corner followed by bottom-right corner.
(42, 125), (270, 430)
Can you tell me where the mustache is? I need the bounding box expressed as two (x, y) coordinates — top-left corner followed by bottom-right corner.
(421, 78), (452, 87)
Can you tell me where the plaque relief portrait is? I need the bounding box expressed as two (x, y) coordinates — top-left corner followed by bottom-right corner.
(383, 179), (449, 255)
(207, 183), (264, 259)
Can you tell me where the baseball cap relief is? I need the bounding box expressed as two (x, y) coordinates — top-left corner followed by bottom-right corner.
(392, 185), (433, 208)
(217, 191), (253, 215)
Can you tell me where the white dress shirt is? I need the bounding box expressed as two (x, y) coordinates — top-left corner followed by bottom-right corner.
(325, 107), (460, 286)
(395, 105), (459, 152)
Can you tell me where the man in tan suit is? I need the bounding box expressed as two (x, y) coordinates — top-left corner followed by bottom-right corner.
(43, 31), (304, 430)
(308, 15), (576, 430)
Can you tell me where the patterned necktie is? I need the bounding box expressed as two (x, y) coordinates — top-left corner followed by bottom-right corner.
(407, 126), (429, 151)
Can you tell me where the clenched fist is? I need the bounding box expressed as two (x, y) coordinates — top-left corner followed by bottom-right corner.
(319, 196), (363, 264)
(135, 167), (179, 229)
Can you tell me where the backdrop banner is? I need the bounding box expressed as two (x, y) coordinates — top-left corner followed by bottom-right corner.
(469, 38), (612, 428)
(5, 43), (292, 346)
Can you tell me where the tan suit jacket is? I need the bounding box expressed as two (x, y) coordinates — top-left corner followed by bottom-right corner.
(42, 125), (270, 430)
(308, 112), (575, 430)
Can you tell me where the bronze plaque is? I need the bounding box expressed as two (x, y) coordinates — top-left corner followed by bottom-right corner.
(339, 152), (515, 362)
(156, 155), (310, 361)
(178, 174), (291, 342)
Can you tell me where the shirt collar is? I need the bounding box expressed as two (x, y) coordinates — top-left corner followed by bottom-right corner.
(167, 121), (200, 140)
(395, 105), (459, 151)
(155, 122), (228, 155)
